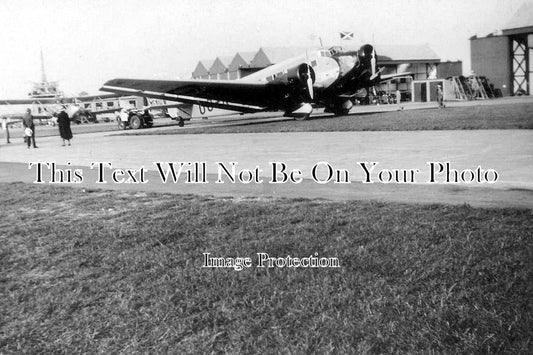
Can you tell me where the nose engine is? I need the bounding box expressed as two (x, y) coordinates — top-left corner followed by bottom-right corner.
(358, 44), (377, 79)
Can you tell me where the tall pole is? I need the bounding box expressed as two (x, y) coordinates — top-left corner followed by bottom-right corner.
(40, 49), (47, 83)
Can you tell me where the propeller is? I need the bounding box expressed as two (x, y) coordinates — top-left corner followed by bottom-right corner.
(297, 63), (314, 101)
(370, 47), (377, 77)
(306, 64), (314, 100)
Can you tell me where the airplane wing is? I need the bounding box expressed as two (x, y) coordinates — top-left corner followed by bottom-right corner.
(0, 98), (65, 105)
(101, 78), (288, 113)
(379, 72), (413, 81)
(73, 94), (122, 102)
(144, 102), (191, 110)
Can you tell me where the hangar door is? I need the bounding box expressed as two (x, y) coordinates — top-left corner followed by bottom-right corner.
(512, 34), (531, 95)
(428, 82), (440, 101)
(530, 34), (533, 95)
(413, 82), (427, 102)
(412, 80), (444, 102)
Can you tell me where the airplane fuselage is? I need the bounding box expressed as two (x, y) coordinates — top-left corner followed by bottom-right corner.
(240, 45), (377, 116)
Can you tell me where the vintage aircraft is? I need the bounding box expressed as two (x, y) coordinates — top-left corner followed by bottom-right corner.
(101, 44), (407, 121)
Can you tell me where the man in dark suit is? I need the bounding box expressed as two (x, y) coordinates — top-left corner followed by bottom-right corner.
(22, 109), (37, 148)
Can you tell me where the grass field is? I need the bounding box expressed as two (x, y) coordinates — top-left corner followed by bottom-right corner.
(135, 100), (533, 135)
(1, 183), (531, 354)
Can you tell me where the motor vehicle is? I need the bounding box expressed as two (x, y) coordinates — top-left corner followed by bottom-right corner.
(116, 108), (153, 130)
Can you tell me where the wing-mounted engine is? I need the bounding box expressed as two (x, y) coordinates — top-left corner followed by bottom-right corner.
(280, 62), (316, 120)
(285, 63), (316, 101)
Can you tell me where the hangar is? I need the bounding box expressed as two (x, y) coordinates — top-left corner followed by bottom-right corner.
(227, 52), (256, 79)
(209, 56), (233, 80)
(192, 59), (215, 79)
(470, 2), (532, 96)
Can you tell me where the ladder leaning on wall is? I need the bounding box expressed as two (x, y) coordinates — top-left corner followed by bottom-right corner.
(451, 76), (471, 100)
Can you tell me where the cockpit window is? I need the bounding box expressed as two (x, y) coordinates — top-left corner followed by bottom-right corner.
(328, 46), (343, 56)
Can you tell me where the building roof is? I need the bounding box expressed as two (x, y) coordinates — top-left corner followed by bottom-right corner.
(228, 51), (256, 71)
(238, 51), (256, 63)
(192, 59), (215, 77)
(502, 2), (533, 35)
(340, 43), (440, 63)
(250, 47), (317, 68)
(210, 56), (234, 74)
(375, 44), (440, 62)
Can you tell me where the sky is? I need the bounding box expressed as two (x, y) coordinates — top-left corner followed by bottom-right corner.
(0, 0), (530, 98)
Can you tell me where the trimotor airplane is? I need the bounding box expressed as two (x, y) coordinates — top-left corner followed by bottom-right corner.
(100, 44), (408, 122)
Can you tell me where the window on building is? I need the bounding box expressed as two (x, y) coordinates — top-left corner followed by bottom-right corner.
(426, 64), (437, 79)
(107, 101), (114, 107)
(96, 103), (102, 109)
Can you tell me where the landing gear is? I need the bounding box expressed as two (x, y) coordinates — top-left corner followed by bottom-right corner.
(293, 113), (311, 121)
(289, 103), (313, 121)
(325, 99), (353, 117)
(333, 108), (351, 116)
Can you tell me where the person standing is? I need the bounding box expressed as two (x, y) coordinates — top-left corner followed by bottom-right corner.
(2, 117), (10, 144)
(57, 108), (73, 146)
(437, 84), (445, 109)
(22, 109), (37, 148)
(396, 89), (403, 111)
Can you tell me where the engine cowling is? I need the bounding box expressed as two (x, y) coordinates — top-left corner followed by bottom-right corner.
(286, 63), (316, 101)
(358, 44), (377, 79)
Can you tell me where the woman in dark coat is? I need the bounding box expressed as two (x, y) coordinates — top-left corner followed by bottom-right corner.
(57, 109), (73, 146)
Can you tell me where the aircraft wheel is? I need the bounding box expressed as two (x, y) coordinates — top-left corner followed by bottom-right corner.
(129, 115), (142, 129)
(178, 118), (185, 127)
(294, 114), (310, 121)
(333, 109), (350, 117)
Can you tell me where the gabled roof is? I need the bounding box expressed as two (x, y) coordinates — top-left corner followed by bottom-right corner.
(228, 51), (257, 71)
(210, 56), (234, 74)
(250, 47), (317, 68)
(192, 59), (215, 77)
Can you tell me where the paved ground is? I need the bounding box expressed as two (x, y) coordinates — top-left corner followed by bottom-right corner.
(8, 96), (533, 138)
(1, 113), (532, 208)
